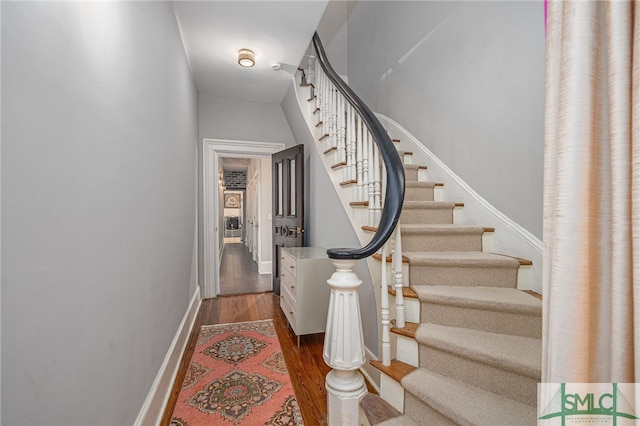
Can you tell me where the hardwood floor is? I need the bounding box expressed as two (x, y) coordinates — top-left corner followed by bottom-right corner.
(160, 292), (331, 425)
(219, 242), (272, 295)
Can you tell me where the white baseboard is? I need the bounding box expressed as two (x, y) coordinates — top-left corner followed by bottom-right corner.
(259, 260), (272, 275)
(135, 288), (202, 426)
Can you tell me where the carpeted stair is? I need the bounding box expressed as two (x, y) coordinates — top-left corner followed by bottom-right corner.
(295, 67), (540, 425)
(368, 144), (541, 426)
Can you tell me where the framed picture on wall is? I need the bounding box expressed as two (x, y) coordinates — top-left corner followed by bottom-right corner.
(224, 193), (241, 208)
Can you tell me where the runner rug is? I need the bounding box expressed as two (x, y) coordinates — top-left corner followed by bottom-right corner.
(170, 319), (303, 426)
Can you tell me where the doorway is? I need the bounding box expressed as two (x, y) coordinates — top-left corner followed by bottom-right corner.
(202, 139), (285, 299)
(219, 157), (270, 295)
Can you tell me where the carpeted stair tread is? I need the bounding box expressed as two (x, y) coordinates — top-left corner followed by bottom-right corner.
(406, 181), (437, 188)
(401, 368), (537, 426)
(416, 324), (541, 379)
(403, 201), (458, 209)
(402, 252), (519, 288)
(401, 224), (486, 235)
(413, 286), (542, 316)
(403, 251), (520, 268)
(404, 164), (422, 170)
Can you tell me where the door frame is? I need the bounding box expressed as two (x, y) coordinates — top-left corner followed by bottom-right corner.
(203, 138), (286, 299)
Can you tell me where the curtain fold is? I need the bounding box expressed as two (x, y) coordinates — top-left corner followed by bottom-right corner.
(543, 0), (639, 383)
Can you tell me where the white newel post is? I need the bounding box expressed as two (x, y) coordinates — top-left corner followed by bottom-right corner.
(324, 259), (367, 426)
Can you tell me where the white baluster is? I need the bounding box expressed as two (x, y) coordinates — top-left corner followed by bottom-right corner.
(347, 106), (356, 184)
(356, 117), (364, 202)
(339, 96), (347, 165)
(393, 224), (405, 329)
(324, 259), (367, 426)
(367, 131), (375, 227)
(331, 86), (338, 153)
(361, 128), (369, 209)
(308, 55), (315, 88)
(336, 94), (345, 167)
(381, 244), (391, 367)
(373, 144), (382, 225)
(318, 70), (328, 136)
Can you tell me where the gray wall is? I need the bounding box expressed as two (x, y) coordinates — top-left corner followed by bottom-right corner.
(331, 1), (545, 238)
(281, 83), (379, 356)
(199, 94), (297, 144)
(198, 94), (296, 288)
(1, 2), (199, 425)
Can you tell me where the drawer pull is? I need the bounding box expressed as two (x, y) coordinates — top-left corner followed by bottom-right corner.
(281, 274), (285, 277)
(289, 311), (294, 315)
(289, 265), (294, 269)
(290, 286), (294, 289)
(281, 257), (285, 260)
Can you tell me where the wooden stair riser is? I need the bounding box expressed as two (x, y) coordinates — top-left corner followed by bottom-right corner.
(418, 345), (538, 406)
(422, 304), (542, 339)
(403, 393), (457, 426)
(400, 207), (454, 225)
(407, 264), (518, 288)
(401, 232), (483, 252)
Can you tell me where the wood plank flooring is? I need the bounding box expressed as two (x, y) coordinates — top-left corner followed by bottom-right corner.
(219, 242), (272, 295)
(160, 292), (331, 425)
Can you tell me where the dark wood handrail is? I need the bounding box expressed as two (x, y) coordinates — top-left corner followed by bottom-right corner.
(311, 32), (405, 260)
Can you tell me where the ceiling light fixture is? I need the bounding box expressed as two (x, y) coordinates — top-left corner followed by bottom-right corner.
(238, 49), (255, 67)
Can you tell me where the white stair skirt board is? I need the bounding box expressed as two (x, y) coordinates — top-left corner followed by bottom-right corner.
(380, 373), (406, 413)
(378, 114), (542, 293)
(135, 288), (202, 426)
(396, 334), (419, 367)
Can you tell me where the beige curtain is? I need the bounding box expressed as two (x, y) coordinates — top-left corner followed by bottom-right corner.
(543, 0), (639, 383)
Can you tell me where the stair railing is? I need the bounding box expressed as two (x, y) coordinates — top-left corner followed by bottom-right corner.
(307, 32), (405, 425)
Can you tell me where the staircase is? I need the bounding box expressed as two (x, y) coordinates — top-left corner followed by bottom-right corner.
(296, 34), (542, 426)
(365, 145), (541, 425)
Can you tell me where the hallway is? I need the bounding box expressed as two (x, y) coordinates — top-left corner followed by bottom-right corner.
(219, 242), (271, 295)
(160, 293), (330, 425)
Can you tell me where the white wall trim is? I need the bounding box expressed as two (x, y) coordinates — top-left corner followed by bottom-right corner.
(259, 260), (272, 275)
(135, 288), (202, 426)
(377, 114), (544, 293)
(203, 139), (285, 298)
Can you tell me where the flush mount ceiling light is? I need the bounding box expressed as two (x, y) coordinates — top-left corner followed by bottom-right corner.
(237, 49), (255, 67)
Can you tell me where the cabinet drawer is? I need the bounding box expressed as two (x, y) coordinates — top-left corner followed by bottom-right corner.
(281, 251), (297, 277)
(280, 292), (296, 329)
(281, 269), (297, 299)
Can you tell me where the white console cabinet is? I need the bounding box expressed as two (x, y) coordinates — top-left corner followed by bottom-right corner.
(280, 247), (334, 347)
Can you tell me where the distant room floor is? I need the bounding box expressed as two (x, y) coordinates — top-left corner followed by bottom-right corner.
(219, 242), (271, 295)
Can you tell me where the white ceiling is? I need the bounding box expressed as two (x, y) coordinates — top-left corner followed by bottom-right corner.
(172, 1), (329, 104)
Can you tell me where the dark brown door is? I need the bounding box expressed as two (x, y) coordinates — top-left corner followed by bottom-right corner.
(272, 144), (304, 294)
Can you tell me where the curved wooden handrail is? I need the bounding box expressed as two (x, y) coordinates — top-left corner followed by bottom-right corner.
(312, 32), (405, 260)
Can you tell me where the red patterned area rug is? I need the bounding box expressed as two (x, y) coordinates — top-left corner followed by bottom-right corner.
(170, 319), (303, 426)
